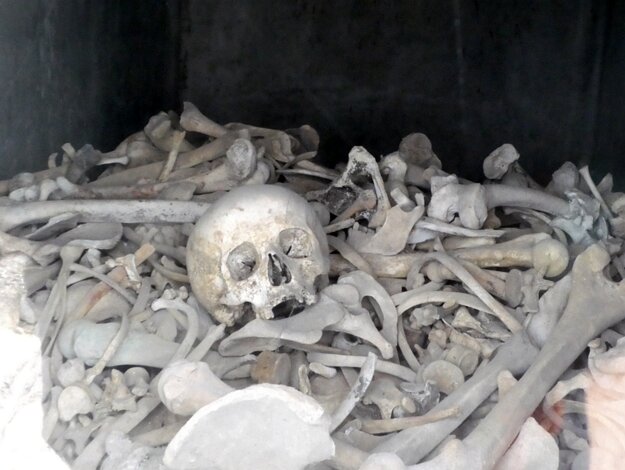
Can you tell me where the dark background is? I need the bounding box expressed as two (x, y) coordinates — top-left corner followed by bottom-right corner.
(0, 0), (623, 185)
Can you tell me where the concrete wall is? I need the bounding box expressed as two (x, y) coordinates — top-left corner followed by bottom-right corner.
(0, 0), (180, 179)
(182, 0), (625, 184)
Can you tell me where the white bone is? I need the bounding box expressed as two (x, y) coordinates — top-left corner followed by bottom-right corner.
(180, 101), (227, 138)
(482, 144), (520, 180)
(163, 384), (334, 470)
(158, 360), (234, 416)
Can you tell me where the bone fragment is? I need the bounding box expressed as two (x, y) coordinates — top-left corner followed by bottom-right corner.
(158, 360), (234, 416)
(180, 101), (228, 137)
(0, 200), (210, 232)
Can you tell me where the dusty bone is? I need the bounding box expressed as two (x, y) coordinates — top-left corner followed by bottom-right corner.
(428, 179), (488, 229)
(547, 161), (580, 197)
(151, 296), (199, 362)
(157, 130), (186, 182)
(327, 234), (375, 276)
(58, 319), (178, 368)
(333, 189), (377, 223)
(0, 200), (210, 232)
(362, 376), (416, 420)
(526, 274), (572, 347)
(171, 137), (258, 193)
(284, 124), (320, 153)
(179, 101), (228, 137)
(56, 357), (86, 387)
(309, 361), (337, 379)
(330, 352), (377, 431)
(418, 235), (496, 251)
(579, 165), (613, 219)
(89, 132), (236, 188)
(482, 143), (520, 180)
(336, 270), (398, 346)
(124, 367), (150, 397)
(163, 384), (334, 470)
(360, 407), (460, 436)
(447, 233), (569, 278)
(395, 289), (497, 318)
(409, 216), (505, 242)
(399, 133), (442, 169)
(307, 352), (418, 383)
(124, 139), (167, 168)
(158, 360), (234, 416)
(373, 332), (538, 464)
(421, 262), (506, 301)
(347, 205), (424, 255)
(421, 360), (465, 395)
(74, 314), (218, 469)
(485, 183), (570, 215)
(443, 344), (480, 377)
(428, 181), (570, 229)
(418, 244), (625, 470)
(144, 112), (194, 153)
(380, 153), (412, 208)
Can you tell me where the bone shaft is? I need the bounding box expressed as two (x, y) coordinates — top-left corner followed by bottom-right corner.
(330, 253), (414, 278)
(0, 200), (210, 231)
(463, 319), (601, 469)
(453, 245), (535, 269)
(89, 136), (233, 188)
(330, 245), (546, 278)
(485, 185), (569, 215)
(374, 333), (538, 464)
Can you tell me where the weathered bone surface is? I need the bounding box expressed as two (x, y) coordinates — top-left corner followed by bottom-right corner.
(4, 103), (625, 470)
(163, 384), (334, 470)
(187, 184), (329, 325)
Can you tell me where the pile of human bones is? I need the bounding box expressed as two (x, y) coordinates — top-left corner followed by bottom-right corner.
(2, 102), (625, 470)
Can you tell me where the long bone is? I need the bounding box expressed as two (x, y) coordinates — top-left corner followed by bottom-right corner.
(428, 181), (571, 229)
(179, 101), (228, 138)
(76, 138), (259, 199)
(88, 132), (236, 187)
(0, 200), (210, 232)
(329, 233), (568, 279)
(372, 332), (538, 464)
(143, 112), (195, 153)
(410, 244), (625, 469)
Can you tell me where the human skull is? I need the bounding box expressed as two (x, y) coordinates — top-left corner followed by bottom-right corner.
(187, 185), (329, 325)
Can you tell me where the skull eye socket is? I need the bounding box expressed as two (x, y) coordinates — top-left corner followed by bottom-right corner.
(279, 228), (312, 258)
(226, 242), (258, 281)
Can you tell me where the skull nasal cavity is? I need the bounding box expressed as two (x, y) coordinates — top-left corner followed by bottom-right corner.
(268, 253), (292, 286)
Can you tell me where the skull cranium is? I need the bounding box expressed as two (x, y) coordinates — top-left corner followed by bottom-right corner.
(187, 185), (329, 325)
